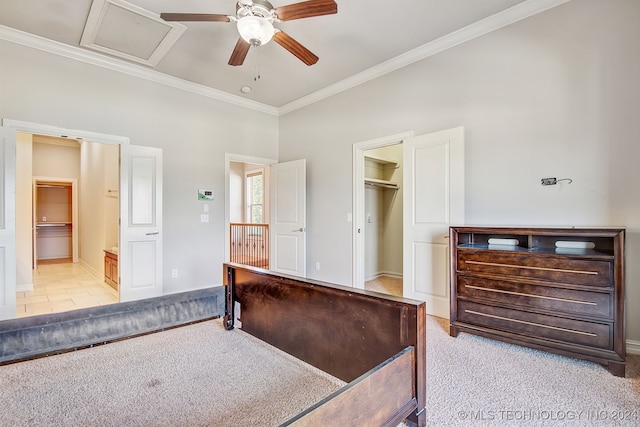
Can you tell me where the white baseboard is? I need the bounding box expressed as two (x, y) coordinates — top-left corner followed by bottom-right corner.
(365, 271), (403, 282)
(16, 283), (34, 292)
(79, 260), (103, 280)
(626, 339), (640, 355)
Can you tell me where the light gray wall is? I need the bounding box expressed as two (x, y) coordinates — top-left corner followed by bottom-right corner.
(1, 39), (279, 294)
(79, 141), (118, 275)
(278, 0), (640, 341)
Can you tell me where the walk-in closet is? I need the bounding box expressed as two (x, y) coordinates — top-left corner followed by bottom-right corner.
(35, 181), (73, 262)
(363, 144), (403, 289)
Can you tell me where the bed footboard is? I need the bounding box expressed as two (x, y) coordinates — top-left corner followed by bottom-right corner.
(283, 346), (417, 426)
(223, 263), (426, 426)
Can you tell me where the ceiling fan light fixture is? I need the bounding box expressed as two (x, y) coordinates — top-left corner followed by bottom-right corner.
(237, 16), (274, 47)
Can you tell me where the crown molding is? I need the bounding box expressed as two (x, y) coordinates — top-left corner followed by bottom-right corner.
(278, 0), (571, 115)
(0, 25), (279, 116)
(1, 0), (570, 118)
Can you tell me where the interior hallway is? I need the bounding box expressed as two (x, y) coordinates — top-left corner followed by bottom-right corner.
(15, 260), (119, 318)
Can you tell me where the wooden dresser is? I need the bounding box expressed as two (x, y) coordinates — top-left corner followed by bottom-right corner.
(449, 226), (625, 376)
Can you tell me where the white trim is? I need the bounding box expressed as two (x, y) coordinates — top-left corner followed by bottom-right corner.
(80, 0), (186, 67)
(0, 25), (278, 117)
(352, 131), (413, 289)
(1, 119), (130, 145)
(365, 272), (403, 282)
(16, 283), (33, 292)
(1, 0), (569, 116)
(627, 339), (640, 356)
(80, 259), (104, 281)
(4, 119), (129, 306)
(278, 0), (572, 115)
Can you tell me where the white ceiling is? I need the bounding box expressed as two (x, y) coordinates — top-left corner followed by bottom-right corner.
(0, 0), (567, 113)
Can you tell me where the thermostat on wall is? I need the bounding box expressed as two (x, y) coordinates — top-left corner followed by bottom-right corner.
(198, 189), (214, 201)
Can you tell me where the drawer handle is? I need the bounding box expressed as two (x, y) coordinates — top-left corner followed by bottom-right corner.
(465, 310), (598, 337)
(465, 260), (599, 276)
(465, 285), (598, 306)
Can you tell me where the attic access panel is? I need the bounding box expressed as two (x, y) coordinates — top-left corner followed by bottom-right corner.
(80, 0), (186, 67)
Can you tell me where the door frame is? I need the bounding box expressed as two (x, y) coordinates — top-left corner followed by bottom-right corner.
(224, 153), (277, 264)
(352, 131), (413, 289)
(32, 177), (79, 268)
(2, 118), (129, 308)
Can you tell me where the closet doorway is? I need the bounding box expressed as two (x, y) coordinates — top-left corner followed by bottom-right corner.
(353, 132), (411, 297)
(33, 179), (77, 268)
(362, 144), (403, 297)
(354, 127), (465, 318)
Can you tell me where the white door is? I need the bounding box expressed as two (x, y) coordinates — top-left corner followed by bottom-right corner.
(270, 159), (306, 277)
(403, 127), (464, 318)
(0, 127), (17, 320)
(119, 144), (163, 302)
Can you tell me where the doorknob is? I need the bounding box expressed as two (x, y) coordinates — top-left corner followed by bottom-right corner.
(292, 228), (305, 232)
(146, 231), (159, 236)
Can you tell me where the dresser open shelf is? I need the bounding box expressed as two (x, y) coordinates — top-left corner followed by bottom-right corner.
(449, 226), (625, 376)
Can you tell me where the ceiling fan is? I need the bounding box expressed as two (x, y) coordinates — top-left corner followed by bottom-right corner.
(160, 0), (337, 66)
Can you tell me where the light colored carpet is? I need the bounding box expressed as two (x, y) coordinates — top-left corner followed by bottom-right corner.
(0, 319), (345, 427)
(365, 275), (403, 297)
(1, 316), (638, 426)
(426, 317), (640, 426)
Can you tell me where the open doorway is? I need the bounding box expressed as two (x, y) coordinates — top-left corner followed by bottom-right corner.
(353, 132), (412, 297)
(225, 153), (307, 277)
(362, 144), (403, 297)
(228, 160), (270, 268)
(16, 133), (119, 318)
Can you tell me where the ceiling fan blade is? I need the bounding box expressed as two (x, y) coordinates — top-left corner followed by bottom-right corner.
(273, 31), (319, 66)
(228, 38), (251, 66)
(160, 13), (231, 22)
(274, 0), (337, 21)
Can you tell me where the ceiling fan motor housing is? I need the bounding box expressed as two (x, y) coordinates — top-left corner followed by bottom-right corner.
(236, 0), (277, 46)
(236, 0), (276, 21)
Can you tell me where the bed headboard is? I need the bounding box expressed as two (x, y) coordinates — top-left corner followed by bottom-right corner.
(223, 263), (426, 424)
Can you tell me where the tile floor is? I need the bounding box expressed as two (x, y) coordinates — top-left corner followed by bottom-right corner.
(16, 260), (119, 318)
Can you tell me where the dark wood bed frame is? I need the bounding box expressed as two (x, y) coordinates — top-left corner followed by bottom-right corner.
(223, 263), (426, 426)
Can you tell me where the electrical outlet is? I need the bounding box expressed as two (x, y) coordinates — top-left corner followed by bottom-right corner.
(541, 177), (557, 186)
(315, 262), (320, 270)
(171, 269), (178, 278)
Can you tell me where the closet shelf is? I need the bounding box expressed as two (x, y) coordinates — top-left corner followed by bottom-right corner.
(36, 222), (72, 227)
(364, 155), (398, 167)
(365, 178), (399, 190)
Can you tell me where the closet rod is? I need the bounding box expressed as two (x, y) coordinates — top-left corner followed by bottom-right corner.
(365, 180), (399, 190)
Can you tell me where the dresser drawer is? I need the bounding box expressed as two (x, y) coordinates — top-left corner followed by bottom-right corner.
(457, 251), (612, 287)
(457, 300), (612, 349)
(457, 276), (613, 319)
